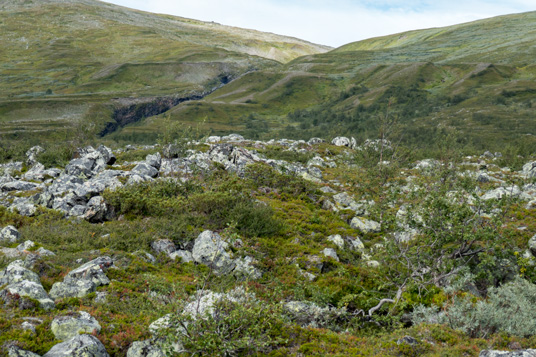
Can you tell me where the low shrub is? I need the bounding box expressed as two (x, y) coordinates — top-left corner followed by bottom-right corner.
(412, 277), (536, 338)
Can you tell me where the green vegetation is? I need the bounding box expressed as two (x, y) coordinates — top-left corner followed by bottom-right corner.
(2, 138), (536, 355)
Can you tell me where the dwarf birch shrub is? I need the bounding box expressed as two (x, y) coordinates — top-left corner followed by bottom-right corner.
(412, 278), (536, 338)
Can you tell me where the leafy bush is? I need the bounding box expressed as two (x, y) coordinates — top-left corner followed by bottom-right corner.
(104, 179), (201, 217)
(412, 278), (536, 338)
(188, 191), (282, 237)
(245, 163), (318, 196)
(160, 290), (287, 356)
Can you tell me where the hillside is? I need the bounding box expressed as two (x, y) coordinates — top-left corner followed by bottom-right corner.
(0, 0), (329, 146)
(118, 11), (536, 155)
(2, 136), (536, 355)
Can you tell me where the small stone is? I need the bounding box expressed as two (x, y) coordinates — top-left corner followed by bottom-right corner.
(151, 239), (176, 256)
(169, 250), (193, 263)
(397, 336), (418, 345)
(350, 217), (381, 233)
(327, 234), (345, 249)
(322, 248), (339, 262)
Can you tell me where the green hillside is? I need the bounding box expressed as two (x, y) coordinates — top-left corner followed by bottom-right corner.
(113, 11), (536, 155)
(0, 0), (329, 148)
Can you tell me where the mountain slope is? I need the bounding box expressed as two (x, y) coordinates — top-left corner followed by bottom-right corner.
(0, 0), (329, 144)
(126, 11), (536, 153)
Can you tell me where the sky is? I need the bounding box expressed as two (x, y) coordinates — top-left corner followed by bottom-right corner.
(101, 0), (534, 47)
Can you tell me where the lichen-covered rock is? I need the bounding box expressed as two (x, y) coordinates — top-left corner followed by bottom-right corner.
(26, 145), (45, 166)
(481, 186), (521, 201)
(96, 145), (116, 165)
(327, 234), (345, 249)
(322, 248), (339, 262)
(49, 256), (112, 299)
(43, 334), (109, 357)
(522, 162), (536, 178)
(0, 260), (41, 285)
(0, 225), (20, 244)
(350, 217), (381, 233)
(169, 250), (193, 263)
(192, 230), (235, 275)
(127, 340), (165, 357)
(345, 236), (365, 251)
(331, 136), (356, 149)
(64, 256), (113, 286)
(529, 234), (536, 257)
(65, 157), (96, 178)
(1, 280), (55, 310)
(9, 198), (38, 217)
(146, 152), (162, 170)
(51, 311), (101, 341)
(1, 180), (39, 192)
(151, 239), (176, 256)
(233, 256), (262, 280)
(131, 163), (159, 178)
(8, 346), (41, 357)
(84, 196), (114, 223)
(17, 240), (35, 252)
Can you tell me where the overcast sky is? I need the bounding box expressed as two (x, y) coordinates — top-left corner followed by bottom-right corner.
(101, 0), (534, 47)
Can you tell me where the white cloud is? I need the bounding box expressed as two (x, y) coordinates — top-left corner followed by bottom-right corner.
(100, 0), (534, 47)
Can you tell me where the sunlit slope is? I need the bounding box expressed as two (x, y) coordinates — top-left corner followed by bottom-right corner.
(0, 0), (329, 142)
(114, 12), (536, 152)
(334, 11), (536, 65)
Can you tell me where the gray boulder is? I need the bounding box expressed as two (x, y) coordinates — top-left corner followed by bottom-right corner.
(0, 260), (41, 285)
(84, 196), (114, 223)
(8, 346), (41, 357)
(308, 137), (325, 145)
(350, 217), (381, 233)
(327, 234), (345, 249)
(49, 280), (96, 300)
(131, 163), (159, 178)
(10, 198), (38, 217)
(345, 236), (365, 251)
(65, 157), (96, 178)
(169, 250), (193, 263)
(529, 234), (536, 257)
(46, 175), (84, 196)
(23, 163), (46, 181)
(64, 256), (113, 286)
(146, 152), (162, 170)
(192, 230), (235, 275)
(51, 311), (101, 341)
(233, 256), (262, 280)
(96, 145), (116, 165)
(1, 180), (39, 192)
(127, 340), (165, 357)
(331, 137), (356, 149)
(36, 246), (56, 257)
(26, 145), (45, 166)
(0, 225), (20, 244)
(43, 334), (109, 357)
(481, 186), (521, 201)
(1, 280), (55, 310)
(322, 248), (339, 262)
(75, 176), (122, 199)
(151, 239), (176, 256)
(522, 162), (536, 178)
